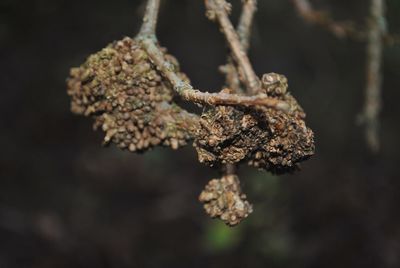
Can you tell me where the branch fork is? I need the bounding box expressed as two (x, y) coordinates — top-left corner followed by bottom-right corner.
(135, 0), (287, 112)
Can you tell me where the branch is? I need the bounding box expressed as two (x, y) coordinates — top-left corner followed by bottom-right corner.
(292, 0), (363, 40)
(221, 0), (257, 178)
(293, 0), (386, 152)
(237, 0), (257, 52)
(221, 0), (257, 93)
(362, 0), (385, 153)
(292, 0), (400, 46)
(141, 37), (289, 110)
(137, 0), (160, 39)
(206, 0), (260, 94)
(135, 1), (289, 112)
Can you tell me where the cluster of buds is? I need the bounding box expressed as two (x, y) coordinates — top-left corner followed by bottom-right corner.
(193, 74), (315, 174)
(67, 37), (195, 152)
(199, 174), (253, 226)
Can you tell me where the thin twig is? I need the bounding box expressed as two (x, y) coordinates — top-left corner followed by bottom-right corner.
(363, 0), (385, 152)
(292, 0), (366, 40)
(207, 0), (260, 94)
(137, 0), (160, 39)
(221, 0), (257, 93)
(237, 0), (257, 52)
(292, 0), (400, 46)
(221, 0), (257, 177)
(135, 2), (289, 112)
(141, 36), (289, 110)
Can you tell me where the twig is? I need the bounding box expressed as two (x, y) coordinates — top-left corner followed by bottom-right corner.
(363, 0), (385, 152)
(206, 0), (260, 94)
(141, 37), (289, 110)
(137, 0), (160, 39)
(221, 0), (257, 93)
(292, 0), (400, 47)
(293, 0), (386, 152)
(136, 3), (289, 112)
(237, 0), (257, 52)
(292, 0), (363, 40)
(221, 0), (257, 177)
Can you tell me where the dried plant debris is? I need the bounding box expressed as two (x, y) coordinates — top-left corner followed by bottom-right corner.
(67, 37), (197, 152)
(194, 74), (314, 174)
(199, 175), (253, 226)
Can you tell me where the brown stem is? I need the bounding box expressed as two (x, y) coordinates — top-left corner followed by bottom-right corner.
(140, 38), (289, 111)
(221, 0), (257, 93)
(207, 0), (260, 94)
(363, 0), (385, 153)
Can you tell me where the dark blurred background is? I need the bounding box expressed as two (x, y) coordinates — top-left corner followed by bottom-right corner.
(1, 0), (400, 267)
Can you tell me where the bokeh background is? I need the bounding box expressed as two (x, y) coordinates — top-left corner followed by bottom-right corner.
(1, 0), (400, 267)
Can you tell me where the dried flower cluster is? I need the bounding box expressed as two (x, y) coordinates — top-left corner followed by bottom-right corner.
(66, 0), (315, 226)
(194, 75), (314, 174)
(199, 174), (253, 226)
(67, 37), (196, 152)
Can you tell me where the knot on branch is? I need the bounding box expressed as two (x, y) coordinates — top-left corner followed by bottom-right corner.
(66, 37), (195, 152)
(199, 174), (253, 226)
(194, 86), (314, 174)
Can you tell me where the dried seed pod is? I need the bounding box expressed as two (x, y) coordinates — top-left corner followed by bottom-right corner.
(67, 37), (196, 152)
(199, 174), (253, 226)
(193, 78), (315, 174)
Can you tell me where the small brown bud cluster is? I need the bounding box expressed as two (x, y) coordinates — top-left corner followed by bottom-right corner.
(261, 72), (288, 97)
(66, 37), (194, 152)
(199, 175), (253, 226)
(194, 74), (315, 174)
